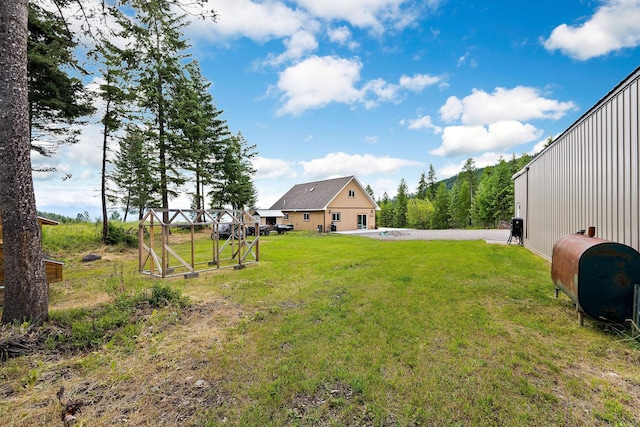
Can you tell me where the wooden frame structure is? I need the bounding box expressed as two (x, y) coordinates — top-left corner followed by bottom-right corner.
(138, 209), (260, 279)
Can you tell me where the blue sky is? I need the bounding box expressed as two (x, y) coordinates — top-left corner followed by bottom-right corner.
(32, 0), (640, 218)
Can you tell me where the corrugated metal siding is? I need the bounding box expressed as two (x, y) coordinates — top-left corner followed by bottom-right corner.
(514, 68), (640, 260)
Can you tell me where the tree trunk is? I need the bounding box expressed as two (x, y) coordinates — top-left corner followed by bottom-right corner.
(0, 0), (49, 325)
(101, 97), (111, 243)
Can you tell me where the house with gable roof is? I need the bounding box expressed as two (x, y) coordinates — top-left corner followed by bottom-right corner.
(269, 175), (379, 232)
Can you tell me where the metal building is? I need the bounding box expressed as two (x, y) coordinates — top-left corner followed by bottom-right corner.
(513, 66), (640, 260)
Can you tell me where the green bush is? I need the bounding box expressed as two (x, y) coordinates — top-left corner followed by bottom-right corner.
(104, 222), (137, 247)
(147, 283), (189, 308)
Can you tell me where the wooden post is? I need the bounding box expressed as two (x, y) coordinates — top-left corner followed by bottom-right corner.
(149, 215), (155, 275)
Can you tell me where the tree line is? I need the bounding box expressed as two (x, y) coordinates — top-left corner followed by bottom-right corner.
(27, 1), (257, 241)
(375, 154), (532, 230)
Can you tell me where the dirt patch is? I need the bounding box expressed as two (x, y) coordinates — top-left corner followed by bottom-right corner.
(0, 299), (245, 426)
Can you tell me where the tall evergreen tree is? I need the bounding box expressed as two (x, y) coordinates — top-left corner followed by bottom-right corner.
(365, 184), (375, 199)
(209, 132), (257, 210)
(111, 125), (159, 221)
(1, 0), (49, 324)
(378, 192), (394, 227)
(95, 39), (132, 241)
(490, 158), (515, 224)
(472, 158), (514, 227)
(431, 183), (451, 229)
(0, 0), (218, 325)
(124, 0), (192, 221)
(416, 171), (428, 200)
(426, 164), (438, 201)
(394, 179), (409, 227)
(449, 180), (471, 228)
(172, 60), (229, 210)
(458, 158), (477, 226)
(472, 167), (494, 227)
(27, 3), (95, 163)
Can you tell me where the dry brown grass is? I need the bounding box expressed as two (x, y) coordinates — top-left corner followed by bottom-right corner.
(1, 299), (244, 426)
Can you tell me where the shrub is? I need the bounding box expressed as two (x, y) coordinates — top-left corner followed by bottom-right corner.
(105, 222), (137, 247)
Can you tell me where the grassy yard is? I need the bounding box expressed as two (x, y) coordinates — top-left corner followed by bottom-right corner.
(2, 228), (640, 426)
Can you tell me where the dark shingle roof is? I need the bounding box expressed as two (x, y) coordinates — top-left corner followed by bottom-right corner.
(269, 176), (355, 211)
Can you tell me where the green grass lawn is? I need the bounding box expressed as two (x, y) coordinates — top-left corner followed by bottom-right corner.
(2, 230), (640, 426)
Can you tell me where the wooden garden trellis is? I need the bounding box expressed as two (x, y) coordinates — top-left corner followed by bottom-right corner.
(138, 208), (260, 279)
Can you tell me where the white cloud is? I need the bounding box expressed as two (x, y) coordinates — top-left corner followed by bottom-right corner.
(190, 0), (312, 43)
(299, 152), (422, 179)
(328, 26), (361, 50)
(543, 0), (640, 60)
(263, 30), (319, 66)
(432, 86), (574, 157)
(274, 55), (364, 115)
(431, 121), (542, 157)
(361, 78), (400, 106)
(292, 0), (419, 31)
(399, 73), (442, 91)
(254, 156), (298, 179)
(440, 86), (576, 126)
(402, 115), (442, 133)
(273, 55), (444, 115)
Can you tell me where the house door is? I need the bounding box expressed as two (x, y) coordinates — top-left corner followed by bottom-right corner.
(357, 214), (367, 229)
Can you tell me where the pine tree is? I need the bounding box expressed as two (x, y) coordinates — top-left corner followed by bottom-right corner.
(95, 39), (132, 242)
(416, 171), (428, 200)
(1, 0), (49, 324)
(209, 132), (257, 210)
(124, 0), (192, 221)
(394, 179), (409, 227)
(378, 192), (394, 227)
(111, 125), (159, 221)
(449, 180), (471, 228)
(28, 3), (95, 163)
(172, 60), (229, 210)
(431, 183), (451, 229)
(426, 164), (438, 201)
(365, 184), (375, 199)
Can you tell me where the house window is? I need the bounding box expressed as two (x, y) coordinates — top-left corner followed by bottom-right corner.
(303, 212), (310, 221)
(348, 189), (356, 198)
(332, 212), (341, 222)
(284, 213), (289, 220)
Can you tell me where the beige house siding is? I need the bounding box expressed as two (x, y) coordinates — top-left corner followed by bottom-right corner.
(282, 211), (325, 231)
(513, 67), (640, 260)
(275, 176), (379, 232)
(326, 184), (377, 231)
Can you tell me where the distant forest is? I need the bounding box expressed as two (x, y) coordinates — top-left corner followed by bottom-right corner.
(375, 153), (532, 230)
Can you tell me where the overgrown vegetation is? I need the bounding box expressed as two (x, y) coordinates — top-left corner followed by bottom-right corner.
(2, 230), (640, 426)
(40, 220), (138, 254)
(1, 280), (188, 361)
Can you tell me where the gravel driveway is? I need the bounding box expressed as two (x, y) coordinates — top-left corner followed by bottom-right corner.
(336, 228), (512, 244)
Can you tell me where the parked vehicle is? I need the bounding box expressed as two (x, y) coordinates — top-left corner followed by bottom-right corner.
(247, 225), (270, 236)
(274, 224), (294, 234)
